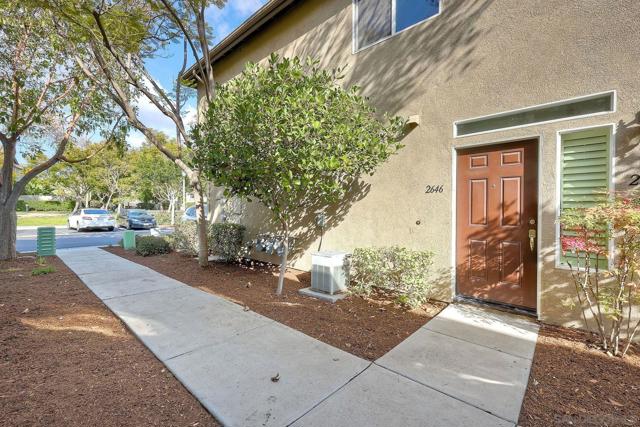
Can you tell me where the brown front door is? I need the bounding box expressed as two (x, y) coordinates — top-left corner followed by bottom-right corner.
(456, 139), (538, 310)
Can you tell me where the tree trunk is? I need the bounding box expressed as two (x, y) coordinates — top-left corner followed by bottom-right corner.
(276, 226), (290, 295)
(192, 179), (208, 267)
(0, 202), (18, 260)
(170, 199), (175, 226)
(103, 192), (113, 210)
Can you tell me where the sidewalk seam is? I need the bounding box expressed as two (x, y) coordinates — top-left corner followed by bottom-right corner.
(285, 362), (374, 427)
(372, 361), (519, 424)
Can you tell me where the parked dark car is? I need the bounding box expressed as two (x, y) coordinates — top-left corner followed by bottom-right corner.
(118, 209), (157, 229)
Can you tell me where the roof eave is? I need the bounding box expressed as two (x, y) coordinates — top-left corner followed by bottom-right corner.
(183, 0), (295, 86)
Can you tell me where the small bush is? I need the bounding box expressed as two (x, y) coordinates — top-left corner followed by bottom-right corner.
(210, 222), (245, 262)
(169, 221), (245, 261)
(349, 246), (435, 308)
(153, 210), (184, 225)
(135, 235), (170, 256)
(559, 193), (640, 357)
(169, 221), (199, 255)
(32, 264), (56, 276)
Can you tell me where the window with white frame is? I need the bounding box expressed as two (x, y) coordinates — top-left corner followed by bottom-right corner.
(355, 0), (440, 51)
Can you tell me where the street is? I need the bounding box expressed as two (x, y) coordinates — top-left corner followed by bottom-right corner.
(17, 227), (151, 253)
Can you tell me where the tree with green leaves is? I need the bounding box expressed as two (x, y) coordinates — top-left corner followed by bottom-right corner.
(191, 55), (406, 294)
(47, 0), (225, 266)
(129, 133), (183, 223)
(0, 2), (123, 259)
(30, 143), (114, 212)
(89, 145), (130, 210)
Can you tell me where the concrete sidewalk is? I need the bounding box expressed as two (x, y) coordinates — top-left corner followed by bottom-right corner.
(59, 247), (538, 427)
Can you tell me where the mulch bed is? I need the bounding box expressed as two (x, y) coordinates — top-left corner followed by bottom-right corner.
(519, 325), (640, 426)
(104, 247), (445, 360)
(0, 255), (219, 427)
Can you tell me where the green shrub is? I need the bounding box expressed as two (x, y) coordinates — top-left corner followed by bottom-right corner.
(32, 264), (56, 276)
(16, 200), (74, 212)
(169, 221), (245, 261)
(135, 235), (170, 256)
(349, 246), (435, 308)
(210, 222), (245, 262)
(169, 221), (199, 255)
(153, 210), (184, 225)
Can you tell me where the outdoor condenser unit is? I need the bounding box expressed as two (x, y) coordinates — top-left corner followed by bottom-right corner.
(310, 251), (349, 295)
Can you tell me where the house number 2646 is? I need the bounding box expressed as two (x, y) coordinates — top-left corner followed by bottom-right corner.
(425, 185), (444, 194)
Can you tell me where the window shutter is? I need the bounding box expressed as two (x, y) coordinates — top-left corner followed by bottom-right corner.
(560, 127), (611, 268)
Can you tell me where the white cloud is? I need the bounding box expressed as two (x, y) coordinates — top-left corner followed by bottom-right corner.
(127, 131), (147, 148)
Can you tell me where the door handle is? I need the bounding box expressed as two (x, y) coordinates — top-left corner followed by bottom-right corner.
(528, 229), (536, 251)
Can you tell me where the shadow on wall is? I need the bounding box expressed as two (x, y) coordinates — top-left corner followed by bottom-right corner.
(617, 111), (640, 190)
(345, 0), (495, 112)
(230, 178), (372, 265)
(219, 0), (496, 115)
(282, 0), (495, 113)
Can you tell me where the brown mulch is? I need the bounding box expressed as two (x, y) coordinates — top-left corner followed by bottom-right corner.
(104, 247), (445, 360)
(519, 325), (640, 427)
(0, 255), (219, 427)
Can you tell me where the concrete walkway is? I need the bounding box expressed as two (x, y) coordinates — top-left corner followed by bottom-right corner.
(58, 247), (539, 427)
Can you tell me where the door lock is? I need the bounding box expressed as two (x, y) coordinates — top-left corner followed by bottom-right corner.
(528, 229), (537, 251)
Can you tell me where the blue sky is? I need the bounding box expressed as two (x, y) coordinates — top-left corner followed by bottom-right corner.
(129, 0), (268, 146)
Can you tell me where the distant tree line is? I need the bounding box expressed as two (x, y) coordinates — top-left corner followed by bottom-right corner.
(22, 132), (184, 216)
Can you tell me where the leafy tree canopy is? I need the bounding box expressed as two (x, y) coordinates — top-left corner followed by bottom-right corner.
(191, 54), (406, 293)
(191, 54), (406, 227)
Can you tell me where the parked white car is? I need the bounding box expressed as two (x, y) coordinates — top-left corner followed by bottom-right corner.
(68, 209), (116, 232)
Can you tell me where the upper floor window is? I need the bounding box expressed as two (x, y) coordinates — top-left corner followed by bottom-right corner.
(355, 0), (440, 51)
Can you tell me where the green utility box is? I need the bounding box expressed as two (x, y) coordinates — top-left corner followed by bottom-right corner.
(123, 230), (136, 250)
(36, 227), (56, 256)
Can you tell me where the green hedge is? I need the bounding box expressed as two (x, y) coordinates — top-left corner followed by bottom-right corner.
(169, 221), (245, 261)
(135, 235), (171, 256)
(16, 199), (74, 212)
(349, 246), (435, 308)
(210, 222), (246, 262)
(168, 221), (199, 255)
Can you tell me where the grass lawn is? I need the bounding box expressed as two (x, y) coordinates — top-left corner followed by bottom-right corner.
(17, 213), (68, 227)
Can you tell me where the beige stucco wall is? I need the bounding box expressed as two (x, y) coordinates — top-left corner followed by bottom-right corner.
(199, 0), (640, 333)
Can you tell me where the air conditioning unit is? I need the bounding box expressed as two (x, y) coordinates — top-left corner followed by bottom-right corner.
(310, 251), (349, 295)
